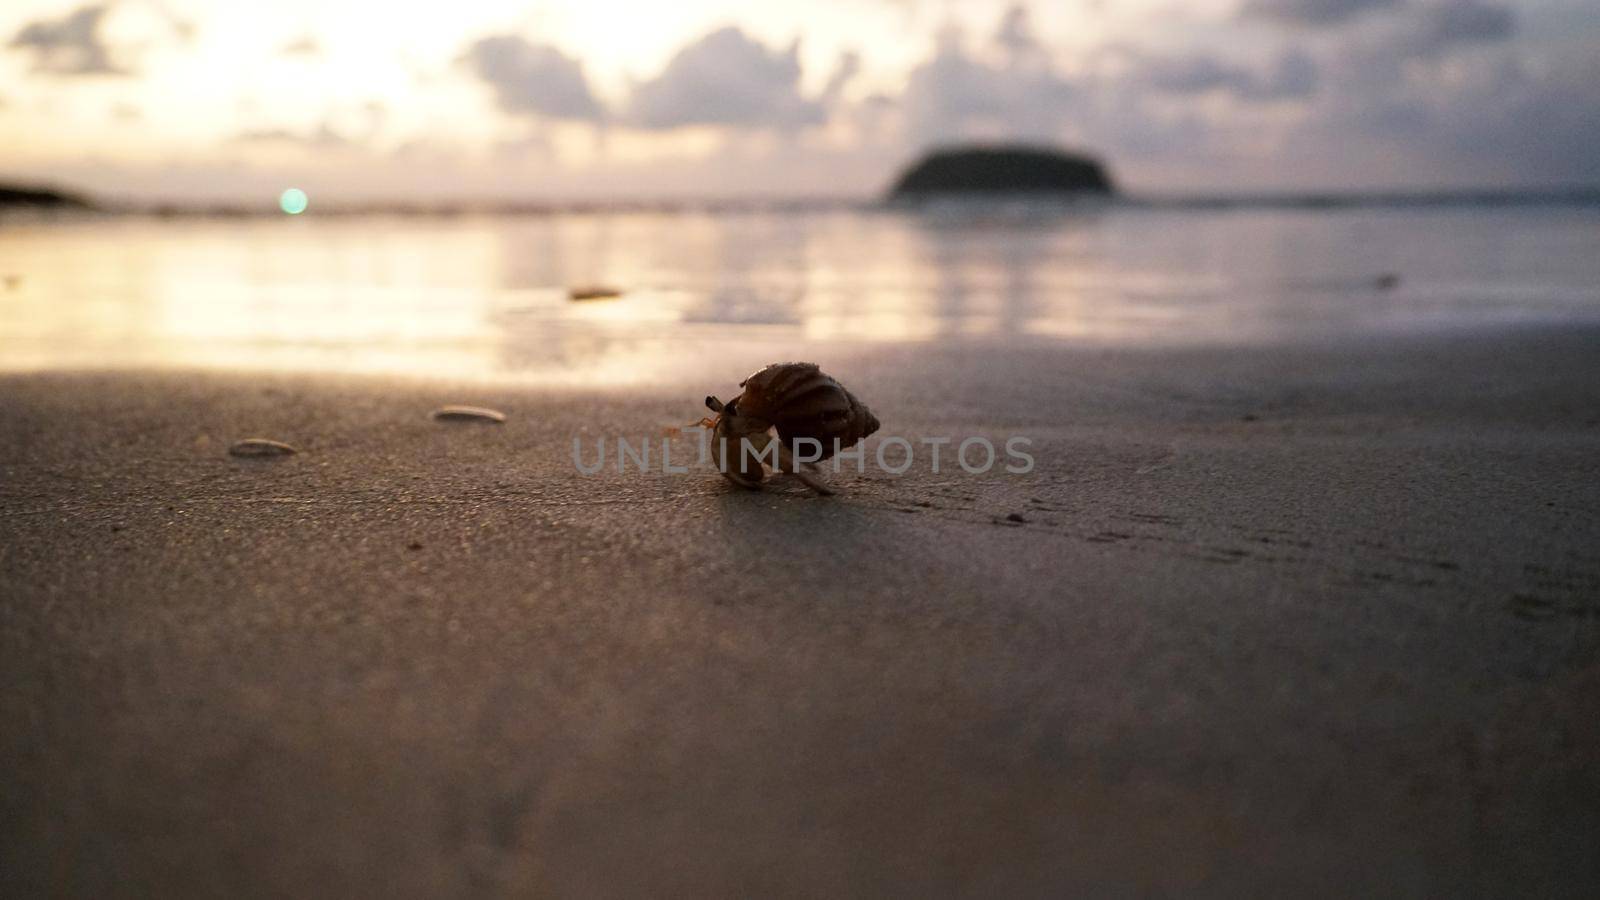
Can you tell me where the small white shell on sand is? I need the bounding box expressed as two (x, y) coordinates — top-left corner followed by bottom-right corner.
(431, 405), (506, 423)
(228, 438), (298, 458)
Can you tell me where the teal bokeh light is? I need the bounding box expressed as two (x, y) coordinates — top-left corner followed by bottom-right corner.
(278, 188), (309, 215)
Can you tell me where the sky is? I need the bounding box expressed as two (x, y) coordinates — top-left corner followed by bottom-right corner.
(1, 0), (1597, 203)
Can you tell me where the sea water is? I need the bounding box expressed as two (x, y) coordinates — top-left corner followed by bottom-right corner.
(3, 201), (1598, 381)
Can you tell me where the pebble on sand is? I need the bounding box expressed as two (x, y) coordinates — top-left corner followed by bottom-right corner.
(228, 438), (298, 458)
(431, 405), (506, 423)
(568, 285), (623, 301)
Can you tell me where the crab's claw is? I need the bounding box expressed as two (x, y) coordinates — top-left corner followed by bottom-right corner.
(705, 396), (725, 413)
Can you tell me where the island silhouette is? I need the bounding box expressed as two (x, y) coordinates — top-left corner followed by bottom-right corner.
(0, 183), (92, 209)
(888, 145), (1115, 199)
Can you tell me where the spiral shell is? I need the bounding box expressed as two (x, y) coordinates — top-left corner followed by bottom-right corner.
(727, 362), (880, 460)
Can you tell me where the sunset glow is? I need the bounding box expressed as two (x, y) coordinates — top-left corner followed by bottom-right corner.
(2, 1), (1597, 202)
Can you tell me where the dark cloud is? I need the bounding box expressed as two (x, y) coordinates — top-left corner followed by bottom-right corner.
(1232, 0), (1593, 186)
(1287, 44), (1600, 185)
(463, 35), (602, 122)
(874, 1), (1566, 186)
(626, 27), (824, 129)
(1261, 49), (1322, 99)
(1241, 0), (1399, 26)
(1414, 0), (1516, 48)
(1139, 55), (1256, 95)
(1243, 0), (1516, 45)
(819, 50), (861, 108)
(8, 4), (127, 76)
(1134, 49), (1319, 101)
(994, 4), (1037, 57)
(1318, 0), (1516, 88)
(1452, 54), (1600, 183)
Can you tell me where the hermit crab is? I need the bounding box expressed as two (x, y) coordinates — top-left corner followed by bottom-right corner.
(699, 362), (880, 496)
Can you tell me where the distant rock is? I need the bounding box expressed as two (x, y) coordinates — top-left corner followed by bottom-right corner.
(887, 145), (1115, 199)
(0, 183), (92, 209)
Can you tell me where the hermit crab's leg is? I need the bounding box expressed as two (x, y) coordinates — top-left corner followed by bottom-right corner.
(776, 443), (836, 496)
(711, 416), (766, 490)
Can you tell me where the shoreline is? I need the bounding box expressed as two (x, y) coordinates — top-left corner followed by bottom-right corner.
(8, 312), (1600, 390)
(7, 183), (1600, 220)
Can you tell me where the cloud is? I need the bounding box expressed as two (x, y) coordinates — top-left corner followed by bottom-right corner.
(626, 27), (825, 130)
(463, 35), (602, 122)
(232, 123), (352, 149)
(1241, 0), (1399, 26)
(1318, 0), (1516, 89)
(899, 15), (1079, 143)
(20, 0), (1589, 197)
(8, 4), (126, 76)
(146, 2), (195, 44)
(1134, 49), (1319, 101)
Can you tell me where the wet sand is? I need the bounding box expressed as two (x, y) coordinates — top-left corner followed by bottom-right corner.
(3, 326), (1599, 896)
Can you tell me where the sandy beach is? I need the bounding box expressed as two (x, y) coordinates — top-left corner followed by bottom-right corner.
(3, 325), (1597, 896)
